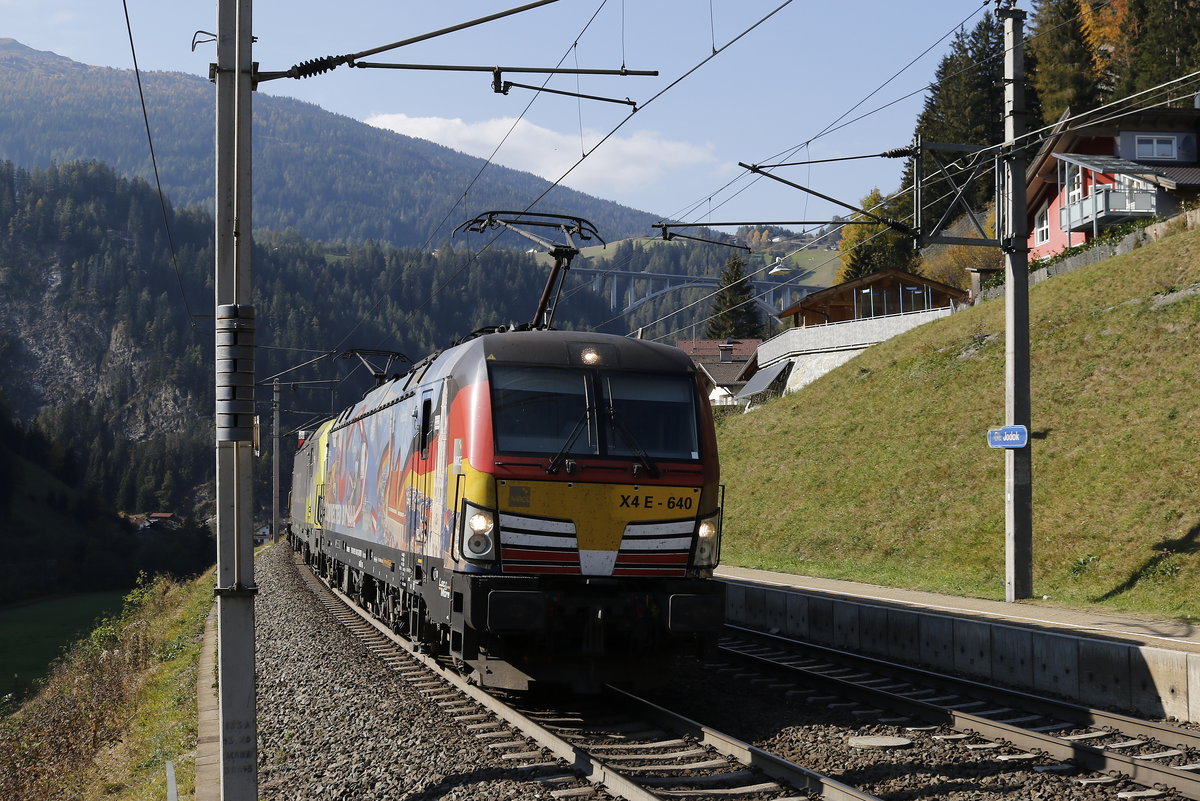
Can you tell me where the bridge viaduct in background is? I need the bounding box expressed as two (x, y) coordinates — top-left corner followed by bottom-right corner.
(568, 266), (823, 319)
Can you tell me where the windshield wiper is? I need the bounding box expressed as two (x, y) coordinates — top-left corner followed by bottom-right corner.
(607, 405), (659, 479)
(546, 406), (593, 474)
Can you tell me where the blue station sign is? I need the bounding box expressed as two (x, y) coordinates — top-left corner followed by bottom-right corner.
(987, 425), (1028, 449)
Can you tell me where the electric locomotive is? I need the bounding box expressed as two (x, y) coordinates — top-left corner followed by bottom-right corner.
(288, 213), (725, 690)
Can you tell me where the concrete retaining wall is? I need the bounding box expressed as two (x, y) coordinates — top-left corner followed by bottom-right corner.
(724, 581), (1200, 722)
(979, 207), (1200, 303)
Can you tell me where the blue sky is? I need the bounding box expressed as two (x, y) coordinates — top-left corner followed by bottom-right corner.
(3, 1), (1011, 231)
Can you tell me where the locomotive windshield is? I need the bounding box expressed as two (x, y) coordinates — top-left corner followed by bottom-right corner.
(602, 374), (699, 461)
(490, 365), (700, 461)
(491, 366), (598, 456)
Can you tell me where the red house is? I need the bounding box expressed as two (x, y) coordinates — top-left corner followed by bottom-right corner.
(1026, 108), (1200, 260)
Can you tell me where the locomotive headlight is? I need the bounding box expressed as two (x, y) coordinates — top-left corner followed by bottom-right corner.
(468, 512), (494, 535)
(460, 502), (497, 562)
(694, 512), (722, 568)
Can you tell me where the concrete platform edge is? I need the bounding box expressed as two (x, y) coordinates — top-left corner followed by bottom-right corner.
(720, 571), (1198, 722)
(196, 606), (219, 801)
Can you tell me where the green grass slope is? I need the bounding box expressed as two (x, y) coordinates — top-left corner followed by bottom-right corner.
(0, 571), (212, 801)
(718, 224), (1200, 618)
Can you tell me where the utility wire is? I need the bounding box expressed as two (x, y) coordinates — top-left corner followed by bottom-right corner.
(641, 73), (1200, 342)
(632, 0), (1138, 334)
(329, 1), (613, 358)
(377, 0), (798, 342)
(627, 161), (996, 339)
(661, 1), (990, 232)
(121, 0), (196, 325)
(616, 2), (992, 335)
(669, 0), (1113, 234)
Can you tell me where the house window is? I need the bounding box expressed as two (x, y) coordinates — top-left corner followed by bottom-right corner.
(1135, 136), (1177, 159)
(1034, 206), (1049, 245)
(1068, 166), (1084, 203)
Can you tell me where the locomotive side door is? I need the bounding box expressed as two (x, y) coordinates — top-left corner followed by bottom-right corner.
(414, 388), (435, 547)
(414, 381), (453, 627)
(430, 379), (452, 559)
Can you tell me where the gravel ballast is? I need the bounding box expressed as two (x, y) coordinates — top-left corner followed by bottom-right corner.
(254, 545), (555, 800)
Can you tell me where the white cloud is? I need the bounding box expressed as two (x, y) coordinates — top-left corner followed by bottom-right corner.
(364, 112), (716, 201)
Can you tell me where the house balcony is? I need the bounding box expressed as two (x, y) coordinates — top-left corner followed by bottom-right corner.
(1059, 188), (1157, 233)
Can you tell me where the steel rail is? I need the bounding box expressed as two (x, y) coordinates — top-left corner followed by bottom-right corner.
(729, 624), (1200, 753)
(294, 555), (887, 800)
(722, 629), (1200, 799)
(607, 685), (888, 801)
(295, 559), (659, 801)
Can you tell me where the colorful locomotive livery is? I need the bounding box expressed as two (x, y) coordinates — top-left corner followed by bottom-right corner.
(289, 329), (725, 690)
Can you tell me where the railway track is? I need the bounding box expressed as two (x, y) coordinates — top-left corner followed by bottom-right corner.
(719, 626), (1200, 799)
(292, 554), (885, 801)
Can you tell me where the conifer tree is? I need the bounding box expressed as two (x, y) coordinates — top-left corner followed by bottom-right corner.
(1029, 0), (1100, 123)
(902, 13), (1038, 226)
(1116, 0), (1200, 102)
(836, 188), (917, 283)
(706, 255), (762, 339)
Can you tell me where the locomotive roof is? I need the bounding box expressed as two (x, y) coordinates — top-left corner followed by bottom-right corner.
(338, 330), (698, 426)
(467, 329), (696, 373)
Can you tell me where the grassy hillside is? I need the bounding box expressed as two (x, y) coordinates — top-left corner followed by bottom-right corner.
(0, 570), (212, 801)
(718, 223), (1200, 619)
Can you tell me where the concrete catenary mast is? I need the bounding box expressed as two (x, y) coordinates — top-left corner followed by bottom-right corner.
(998, 0), (1033, 601)
(213, 0), (258, 797)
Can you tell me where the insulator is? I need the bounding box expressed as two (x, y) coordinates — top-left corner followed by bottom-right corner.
(215, 304), (256, 442)
(291, 56), (339, 79)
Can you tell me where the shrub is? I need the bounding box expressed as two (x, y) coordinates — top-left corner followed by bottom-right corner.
(0, 574), (176, 800)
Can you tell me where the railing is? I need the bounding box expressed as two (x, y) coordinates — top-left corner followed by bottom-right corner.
(758, 305), (955, 366)
(1060, 188), (1156, 232)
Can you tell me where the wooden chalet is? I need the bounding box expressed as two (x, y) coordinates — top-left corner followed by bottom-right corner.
(775, 269), (967, 328)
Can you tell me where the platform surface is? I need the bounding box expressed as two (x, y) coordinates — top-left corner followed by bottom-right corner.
(715, 565), (1200, 654)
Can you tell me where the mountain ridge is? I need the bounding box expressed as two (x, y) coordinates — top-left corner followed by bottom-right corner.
(0, 37), (662, 248)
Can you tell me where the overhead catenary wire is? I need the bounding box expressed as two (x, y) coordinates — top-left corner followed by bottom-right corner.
(660, 0), (991, 231)
(120, 0), (196, 326)
(365, 0), (799, 347)
(606, 0), (997, 332)
(629, 0), (1169, 336)
(621, 158), (998, 340)
(328, 0), (1154, 372)
(664, 0), (1115, 237)
(640, 75), (1200, 344)
(350, 0), (1014, 354)
(326, 1), (616, 363)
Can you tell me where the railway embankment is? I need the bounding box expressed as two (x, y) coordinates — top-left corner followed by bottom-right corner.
(0, 569), (212, 801)
(717, 211), (1200, 621)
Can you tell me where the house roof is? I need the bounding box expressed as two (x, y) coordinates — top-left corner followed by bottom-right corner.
(675, 338), (761, 359)
(677, 338), (760, 389)
(1157, 166), (1200, 188)
(698, 360), (752, 387)
(1053, 153), (1164, 177)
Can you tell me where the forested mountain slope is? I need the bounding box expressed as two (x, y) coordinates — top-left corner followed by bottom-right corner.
(0, 158), (633, 599)
(0, 38), (659, 248)
(0, 160), (617, 514)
